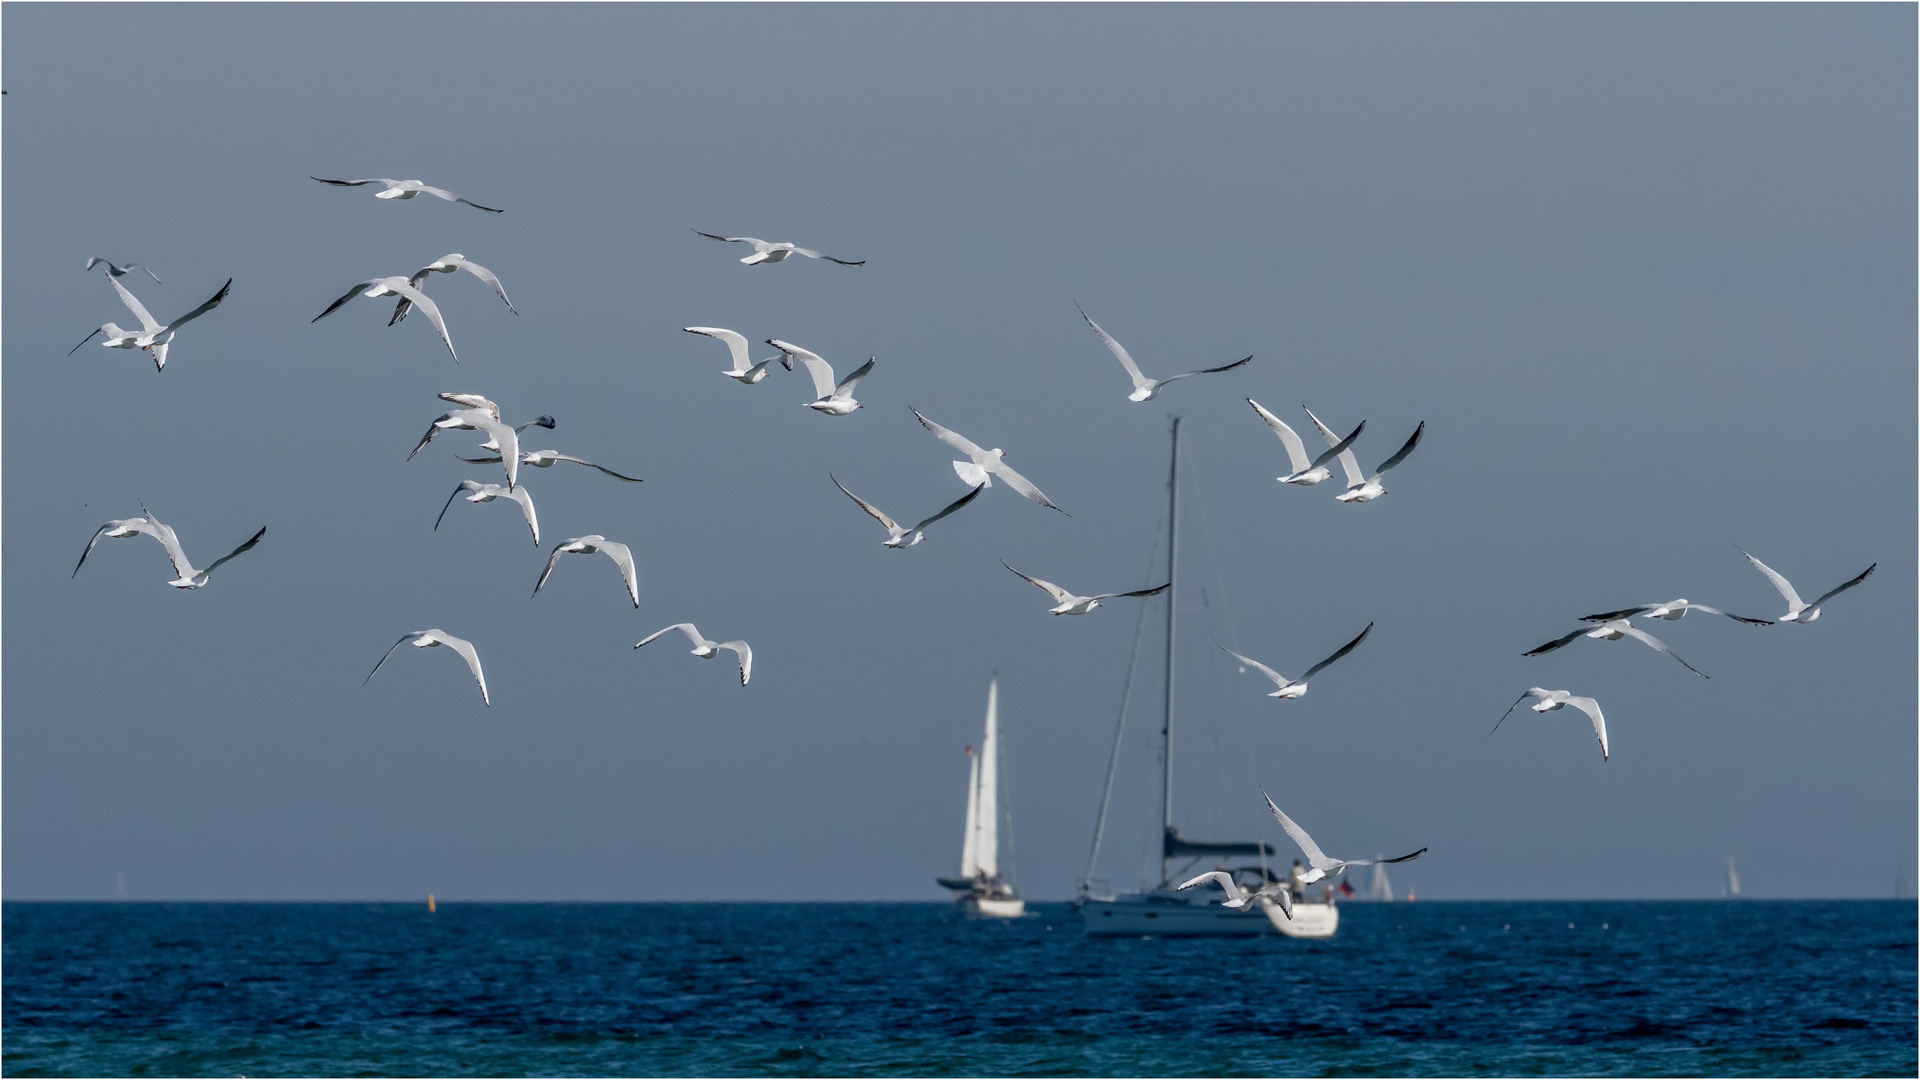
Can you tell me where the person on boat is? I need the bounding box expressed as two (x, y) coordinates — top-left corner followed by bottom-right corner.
(1289, 859), (1308, 899)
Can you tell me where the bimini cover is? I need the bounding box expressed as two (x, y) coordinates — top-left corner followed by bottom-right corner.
(1164, 827), (1274, 858)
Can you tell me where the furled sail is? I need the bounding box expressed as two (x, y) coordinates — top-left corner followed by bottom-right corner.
(959, 746), (980, 879)
(1162, 827), (1274, 858)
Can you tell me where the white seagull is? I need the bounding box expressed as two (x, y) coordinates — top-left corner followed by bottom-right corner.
(1524, 619), (1707, 677)
(1077, 304), (1251, 402)
(135, 507), (266, 590)
(85, 257), (162, 284)
(366, 630), (491, 706)
(1265, 792), (1426, 886)
(766, 340), (873, 415)
(1581, 600), (1772, 627)
(312, 176), (503, 212)
(408, 396), (531, 489)
(1002, 562), (1169, 616)
(1176, 870), (1293, 920)
(1247, 400), (1366, 485)
(70, 276), (231, 372)
(832, 474), (985, 548)
(313, 276), (457, 361)
(684, 327), (785, 383)
(457, 448), (641, 483)
(389, 254), (517, 325)
(535, 535), (638, 607)
(692, 230), (863, 266)
(1306, 409), (1426, 503)
(911, 407), (1066, 513)
(1215, 624), (1372, 700)
(1741, 552), (1876, 624)
(1494, 688), (1609, 762)
(435, 480), (539, 545)
(73, 515), (164, 577)
(635, 624), (752, 686)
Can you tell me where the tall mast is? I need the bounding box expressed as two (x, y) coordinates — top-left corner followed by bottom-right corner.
(1160, 417), (1181, 886)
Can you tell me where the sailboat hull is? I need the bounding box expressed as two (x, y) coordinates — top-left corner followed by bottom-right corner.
(963, 896), (1027, 919)
(1266, 900), (1339, 938)
(1080, 892), (1274, 937)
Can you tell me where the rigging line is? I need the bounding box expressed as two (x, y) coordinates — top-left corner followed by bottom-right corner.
(1188, 431), (1262, 841)
(1081, 508), (1167, 896)
(998, 686), (1019, 891)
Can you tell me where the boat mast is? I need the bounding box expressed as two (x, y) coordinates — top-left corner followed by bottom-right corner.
(1160, 417), (1181, 887)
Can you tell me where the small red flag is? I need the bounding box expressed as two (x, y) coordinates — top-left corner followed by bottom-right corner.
(1338, 879), (1355, 898)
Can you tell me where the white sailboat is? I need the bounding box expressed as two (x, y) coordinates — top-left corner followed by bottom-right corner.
(938, 678), (1025, 918)
(1724, 855), (1743, 899)
(1079, 418), (1339, 939)
(1366, 860), (1397, 902)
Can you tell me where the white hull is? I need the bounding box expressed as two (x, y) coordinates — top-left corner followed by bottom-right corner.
(1267, 900), (1339, 938)
(1081, 891), (1274, 937)
(963, 896), (1026, 919)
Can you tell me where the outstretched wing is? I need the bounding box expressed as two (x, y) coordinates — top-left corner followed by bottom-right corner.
(990, 461), (1065, 514)
(1002, 562), (1074, 604)
(908, 482), (986, 533)
(1176, 870), (1243, 901)
(1566, 696), (1608, 761)
(505, 486), (540, 545)
(313, 280), (377, 322)
(1263, 792), (1333, 871)
(68, 328), (105, 356)
(636, 623), (702, 649)
(1581, 606), (1654, 623)
(1684, 604), (1774, 627)
(1809, 563), (1876, 612)
(73, 518), (152, 577)
(435, 633), (491, 705)
(684, 326), (752, 372)
(164, 279), (232, 332)
(1741, 551), (1805, 611)
(1248, 399), (1312, 472)
(597, 541), (640, 608)
(533, 543), (569, 597)
(312, 177), (394, 188)
(770, 340), (836, 398)
(440, 256), (516, 312)
(435, 480), (481, 531)
(419, 185), (503, 213)
(388, 280), (457, 361)
(719, 642), (752, 685)
(139, 509), (194, 580)
(471, 417), (519, 489)
(910, 407), (987, 459)
(1215, 641), (1290, 689)
(1091, 582), (1171, 601)
(549, 454), (643, 482)
(1523, 628), (1590, 657)
(200, 526), (265, 578)
(1372, 421), (1425, 478)
(1304, 407), (1365, 488)
(1490, 690), (1535, 736)
(110, 277), (162, 332)
(791, 247), (864, 266)
(364, 633), (419, 684)
(1617, 625), (1709, 678)
(1077, 305), (1152, 394)
(834, 357), (875, 399)
(1315, 421), (1367, 471)
(1300, 622), (1373, 682)
(1156, 355), (1253, 387)
(1347, 848), (1428, 867)
(693, 230), (760, 245)
(831, 475), (900, 532)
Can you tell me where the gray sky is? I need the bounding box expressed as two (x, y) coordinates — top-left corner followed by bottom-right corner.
(5, 4), (1912, 901)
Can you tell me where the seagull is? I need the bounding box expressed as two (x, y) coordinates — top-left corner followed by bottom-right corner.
(311, 176), (503, 213)
(911, 407), (1066, 513)
(1524, 619), (1707, 677)
(766, 340), (873, 415)
(634, 624), (752, 686)
(457, 449), (641, 483)
(1306, 409), (1425, 503)
(1002, 562), (1169, 616)
(684, 327), (786, 383)
(73, 516), (163, 577)
(388, 254), (516, 325)
(69, 276), (231, 372)
(1077, 304), (1251, 402)
(366, 630), (490, 706)
(85, 257), (162, 284)
(313, 276), (457, 361)
(1214, 624), (1372, 699)
(534, 536), (638, 607)
(139, 507), (266, 589)
(1494, 688), (1609, 762)
(435, 481), (539, 545)
(692, 230), (863, 266)
(831, 475), (984, 548)
(1741, 552), (1875, 624)
(1247, 400), (1366, 485)
(1264, 792), (1425, 886)
(1176, 870), (1293, 920)
(1581, 600), (1772, 627)
(408, 397), (531, 489)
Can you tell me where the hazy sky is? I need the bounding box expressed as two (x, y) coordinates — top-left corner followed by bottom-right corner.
(5, 4), (1912, 902)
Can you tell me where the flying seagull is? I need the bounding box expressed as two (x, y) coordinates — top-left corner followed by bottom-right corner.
(457, 449), (641, 483)
(684, 327), (785, 383)
(911, 407), (1066, 513)
(635, 623), (752, 686)
(70, 276), (231, 372)
(388, 254), (516, 325)
(535, 535), (638, 608)
(435, 480), (539, 545)
(73, 515), (163, 577)
(1215, 624), (1372, 700)
(1002, 562), (1169, 616)
(313, 276), (457, 361)
(766, 340), (873, 415)
(832, 474), (984, 548)
(1176, 870), (1293, 920)
(311, 176), (503, 212)
(1264, 792), (1426, 886)
(1524, 619), (1707, 678)
(85, 257), (162, 284)
(692, 230), (863, 266)
(366, 630), (490, 706)
(1581, 599), (1772, 627)
(1494, 688), (1609, 762)
(1247, 400), (1365, 485)
(1077, 304), (1251, 402)
(1741, 552), (1875, 624)
(1306, 409), (1425, 503)
(138, 507), (265, 589)
(408, 395), (536, 489)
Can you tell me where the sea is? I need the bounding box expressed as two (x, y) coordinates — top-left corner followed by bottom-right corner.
(3, 900), (1913, 1078)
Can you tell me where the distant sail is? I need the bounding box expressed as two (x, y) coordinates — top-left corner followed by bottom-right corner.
(1368, 860), (1395, 902)
(959, 747), (980, 879)
(977, 680), (1000, 879)
(1725, 856), (1742, 898)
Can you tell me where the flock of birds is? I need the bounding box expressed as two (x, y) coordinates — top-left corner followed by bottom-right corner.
(66, 172), (1878, 904)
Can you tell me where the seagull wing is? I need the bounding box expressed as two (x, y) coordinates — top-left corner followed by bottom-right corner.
(831, 475), (900, 532)
(1345, 848), (1428, 867)
(910, 408), (988, 460)
(1248, 399), (1312, 472)
(790, 247), (864, 266)
(504, 486), (540, 545)
(720, 642), (752, 685)
(313, 280), (378, 322)
(1581, 606), (1654, 623)
(1002, 562), (1075, 604)
(770, 340), (836, 398)
(834, 358), (875, 400)
(684, 327), (752, 372)
(597, 541), (640, 608)
(693, 230), (758, 245)
(533, 543), (569, 597)
(546, 454), (642, 482)
(1156, 355), (1254, 387)
(1215, 641), (1291, 689)
(1314, 421), (1368, 471)
(68, 328), (105, 356)
(1304, 407), (1365, 487)
(312, 177), (393, 188)
(1091, 582), (1172, 601)
(434, 632), (491, 705)
(365, 632), (420, 684)
(908, 482), (986, 533)
(989, 461), (1065, 514)
(471, 418), (519, 489)
(1491, 690), (1535, 736)
(164, 279), (232, 332)
(1523, 628), (1590, 657)
(1566, 696), (1608, 761)
(1808, 563), (1875, 611)
(1372, 421), (1425, 478)
(637, 623), (704, 650)
(1742, 551), (1805, 611)
(110, 277), (162, 332)
(1263, 793), (1334, 872)
(74, 518), (152, 577)
(435, 480), (482, 531)
(1617, 625), (1709, 678)
(388, 280), (457, 361)
(438, 393), (497, 414)
(1682, 604), (1775, 627)
(442, 256), (516, 311)
(1077, 305), (1153, 394)
(199, 526), (265, 578)
(1300, 622), (1373, 682)
(419, 185), (503, 213)
(1176, 871), (1244, 902)
(139, 510), (194, 580)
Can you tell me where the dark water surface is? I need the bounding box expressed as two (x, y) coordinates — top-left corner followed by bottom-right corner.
(3, 900), (1913, 1077)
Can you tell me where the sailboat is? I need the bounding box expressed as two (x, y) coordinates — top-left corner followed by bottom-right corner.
(1724, 855), (1743, 899)
(938, 678), (1025, 918)
(1366, 859), (1397, 902)
(1079, 418), (1340, 939)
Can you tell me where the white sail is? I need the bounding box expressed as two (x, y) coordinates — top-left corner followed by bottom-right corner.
(976, 679), (1000, 878)
(1725, 855), (1741, 898)
(1368, 861), (1395, 902)
(959, 747), (981, 878)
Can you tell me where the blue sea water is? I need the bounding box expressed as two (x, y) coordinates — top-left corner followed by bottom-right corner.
(3, 900), (1913, 1078)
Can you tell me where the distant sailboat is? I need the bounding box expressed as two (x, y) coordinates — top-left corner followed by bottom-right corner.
(938, 679), (1025, 918)
(1724, 856), (1742, 899)
(1366, 859), (1396, 902)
